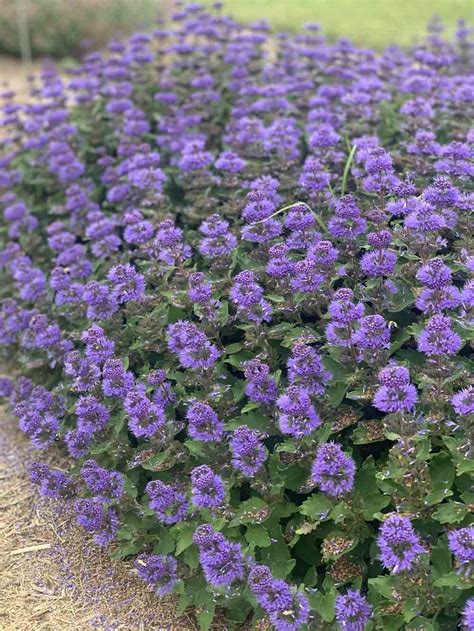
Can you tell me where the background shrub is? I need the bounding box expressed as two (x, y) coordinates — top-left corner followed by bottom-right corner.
(0, 4), (473, 630)
(0, 0), (163, 58)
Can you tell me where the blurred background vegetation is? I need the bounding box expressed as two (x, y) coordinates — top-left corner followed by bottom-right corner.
(221, 0), (474, 49)
(0, 0), (473, 59)
(0, 0), (163, 59)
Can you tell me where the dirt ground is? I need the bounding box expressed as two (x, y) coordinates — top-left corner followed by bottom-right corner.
(0, 55), (41, 99)
(0, 415), (198, 631)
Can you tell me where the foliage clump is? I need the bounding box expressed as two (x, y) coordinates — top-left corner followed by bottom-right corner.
(0, 4), (473, 629)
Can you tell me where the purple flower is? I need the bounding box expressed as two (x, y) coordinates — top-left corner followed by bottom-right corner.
(83, 281), (118, 320)
(299, 156), (330, 195)
(328, 288), (365, 324)
(415, 285), (461, 314)
(146, 479), (188, 525)
(0, 376), (13, 397)
(80, 459), (125, 499)
(291, 259), (325, 293)
(193, 524), (245, 587)
(416, 259), (452, 288)
(310, 442), (356, 498)
(215, 150), (245, 173)
(417, 314), (462, 356)
(230, 271), (272, 323)
(243, 359), (278, 405)
(360, 249), (397, 277)
(377, 514), (426, 573)
(266, 243), (295, 279)
(74, 498), (119, 546)
(124, 386), (166, 438)
(248, 564), (310, 631)
(277, 386), (322, 437)
(135, 553), (178, 596)
(102, 358), (135, 397)
(107, 264), (145, 303)
(82, 325), (115, 365)
(451, 387), (474, 415)
(190, 465), (225, 508)
(30, 462), (73, 498)
(373, 365), (418, 413)
(335, 589), (373, 631)
(328, 195), (367, 241)
(287, 341), (331, 395)
(198, 215), (237, 257)
(352, 315), (390, 352)
(462, 599), (474, 630)
(167, 321), (220, 371)
(64, 428), (94, 458)
(75, 395), (110, 433)
(230, 425), (267, 476)
(186, 401), (223, 442)
(447, 527), (474, 571)
(17, 406), (60, 450)
(123, 219), (154, 245)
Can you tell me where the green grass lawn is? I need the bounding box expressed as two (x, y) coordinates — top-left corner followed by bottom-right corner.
(211, 0), (473, 48)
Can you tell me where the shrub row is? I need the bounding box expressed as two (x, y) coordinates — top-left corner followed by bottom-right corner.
(0, 4), (473, 630)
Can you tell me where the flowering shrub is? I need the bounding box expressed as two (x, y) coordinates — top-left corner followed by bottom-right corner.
(1, 4), (473, 630)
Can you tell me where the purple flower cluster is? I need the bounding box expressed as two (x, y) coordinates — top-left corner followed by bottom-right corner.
(190, 465), (225, 509)
(310, 442), (356, 498)
(146, 479), (188, 525)
(448, 527), (474, 574)
(373, 365), (418, 413)
(193, 524), (245, 587)
(248, 564), (310, 631)
(1, 4), (473, 627)
(167, 321), (219, 370)
(377, 514), (427, 573)
(243, 359), (278, 405)
(335, 590), (373, 631)
(30, 462), (73, 498)
(134, 553), (178, 596)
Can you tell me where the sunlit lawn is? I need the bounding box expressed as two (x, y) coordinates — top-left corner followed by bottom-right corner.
(211, 0), (473, 48)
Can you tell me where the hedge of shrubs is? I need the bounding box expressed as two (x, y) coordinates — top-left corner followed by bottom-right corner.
(0, 0), (161, 59)
(1, 4), (473, 629)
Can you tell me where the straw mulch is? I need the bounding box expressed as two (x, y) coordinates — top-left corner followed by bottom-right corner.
(0, 415), (196, 631)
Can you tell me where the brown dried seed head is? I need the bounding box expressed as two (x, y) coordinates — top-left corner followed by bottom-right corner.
(321, 536), (355, 559)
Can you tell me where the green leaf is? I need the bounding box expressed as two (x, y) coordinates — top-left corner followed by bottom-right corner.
(432, 501), (468, 524)
(307, 584), (337, 622)
(123, 476), (138, 498)
(245, 524), (272, 548)
(175, 523), (196, 556)
(230, 497), (271, 526)
(327, 381), (347, 408)
(195, 601), (216, 631)
(431, 538), (452, 578)
(379, 615), (404, 631)
(300, 493), (333, 519)
(140, 449), (175, 471)
(369, 576), (396, 600)
(426, 453), (455, 505)
(433, 572), (466, 588)
(403, 599), (420, 623)
(184, 439), (208, 457)
(176, 576), (206, 617)
(406, 618), (433, 631)
(355, 456), (390, 519)
(153, 529), (176, 555)
(457, 459), (474, 475)
(240, 401), (262, 414)
(112, 540), (143, 559)
(323, 356), (348, 380)
(225, 412), (271, 431)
